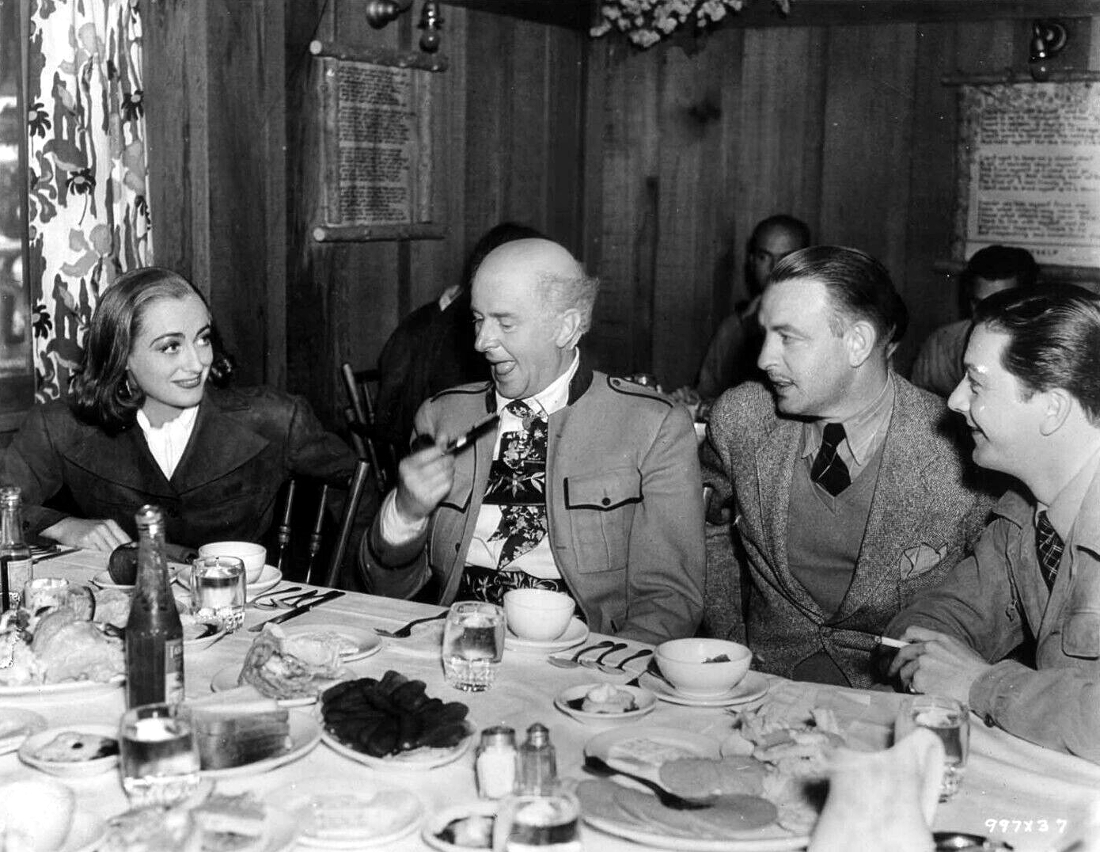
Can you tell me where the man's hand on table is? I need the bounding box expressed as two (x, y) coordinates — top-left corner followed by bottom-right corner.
(394, 435), (456, 523)
(41, 517), (132, 552)
(888, 625), (992, 704)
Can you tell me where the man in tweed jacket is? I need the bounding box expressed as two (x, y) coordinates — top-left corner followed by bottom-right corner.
(705, 246), (991, 687)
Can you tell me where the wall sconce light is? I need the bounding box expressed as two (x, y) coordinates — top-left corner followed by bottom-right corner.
(1029, 19), (1068, 82)
(418, 1), (443, 53)
(365, 0), (413, 29)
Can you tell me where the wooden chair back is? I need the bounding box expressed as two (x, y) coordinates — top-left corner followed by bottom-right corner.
(340, 362), (394, 495)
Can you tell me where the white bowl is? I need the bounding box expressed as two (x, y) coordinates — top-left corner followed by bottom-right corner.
(655, 638), (752, 696)
(503, 589), (575, 641)
(197, 541), (266, 583)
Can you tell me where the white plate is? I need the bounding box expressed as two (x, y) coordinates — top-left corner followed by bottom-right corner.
(278, 625), (383, 662)
(175, 563), (283, 601)
(321, 721), (476, 771)
(62, 808), (108, 852)
(640, 671), (770, 708)
(582, 809), (807, 852)
(421, 800), (497, 852)
(210, 664), (349, 708)
(504, 617), (589, 654)
(0, 708), (47, 755)
(18, 724), (119, 777)
(0, 674), (123, 699)
(554, 683), (657, 724)
(92, 563), (185, 591)
(267, 776), (423, 848)
(200, 710), (321, 779)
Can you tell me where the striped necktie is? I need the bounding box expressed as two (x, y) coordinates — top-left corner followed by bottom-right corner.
(811, 422), (851, 497)
(1035, 511), (1064, 592)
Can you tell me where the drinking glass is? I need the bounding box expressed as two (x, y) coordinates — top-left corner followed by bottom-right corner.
(442, 601), (505, 691)
(895, 694), (970, 801)
(493, 790), (582, 852)
(188, 556), (246, 632)
(119, 703), (201, 808)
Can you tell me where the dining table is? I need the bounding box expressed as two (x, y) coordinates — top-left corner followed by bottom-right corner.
(5, 547), (1100, 852)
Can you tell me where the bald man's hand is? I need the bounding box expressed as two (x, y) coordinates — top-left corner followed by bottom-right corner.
(394, 435), (455, 524)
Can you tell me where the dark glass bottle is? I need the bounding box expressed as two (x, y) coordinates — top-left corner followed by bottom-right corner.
(0, 487), (32, 613)
(125, 505), (184, 708)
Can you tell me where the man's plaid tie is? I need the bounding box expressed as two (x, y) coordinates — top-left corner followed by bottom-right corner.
(1035, 510), (1064, 592)
(482, 401), (548, 568)
(811, 422), (852, 497)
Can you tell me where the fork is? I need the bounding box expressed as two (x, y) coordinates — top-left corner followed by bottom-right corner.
(252, 587), (313, 610)
(373, 610), (448, 638)
(583, 756), (711, 810)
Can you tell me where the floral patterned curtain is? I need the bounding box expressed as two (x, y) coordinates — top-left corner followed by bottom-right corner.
(27, 0), (150, 400)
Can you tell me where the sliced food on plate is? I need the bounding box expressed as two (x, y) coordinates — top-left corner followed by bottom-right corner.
(235, 624), (346, 702)
(320, 670), (471, 763)
(187, 686), (294, 771)
(105, 792), (288, 852)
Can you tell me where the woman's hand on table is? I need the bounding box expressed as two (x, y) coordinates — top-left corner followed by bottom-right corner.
(40, 517), (132, 552)
(888, 625), (992, 704)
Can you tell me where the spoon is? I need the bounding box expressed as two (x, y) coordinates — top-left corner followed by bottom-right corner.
(547, 640), (616, 669)
(580, 642), (628, 674)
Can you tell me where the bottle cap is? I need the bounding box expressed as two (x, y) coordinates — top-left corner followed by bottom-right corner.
(0, 487), (21, 506)
(135, 504), (165, 529)
(525, 722), (550, 746)
(480, 725), (516, 748)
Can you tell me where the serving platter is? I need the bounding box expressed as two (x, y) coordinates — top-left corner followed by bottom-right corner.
(210, 665), (350, 708)
(320, 721), (476, 771)
(0, 674), (123, 699)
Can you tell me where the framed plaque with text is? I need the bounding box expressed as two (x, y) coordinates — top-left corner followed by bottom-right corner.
(310, 42), (447, 242)
(954, 81), (1100, 270)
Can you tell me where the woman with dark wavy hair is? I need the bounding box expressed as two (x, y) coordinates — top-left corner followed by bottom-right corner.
(1, 267), (355, 554)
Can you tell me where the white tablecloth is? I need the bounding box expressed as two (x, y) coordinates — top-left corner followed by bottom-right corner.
(8, 550), (1100, 851)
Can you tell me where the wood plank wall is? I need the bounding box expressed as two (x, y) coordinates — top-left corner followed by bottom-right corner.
(584, 14), (1100, 388)
(285, 3), (587, 426)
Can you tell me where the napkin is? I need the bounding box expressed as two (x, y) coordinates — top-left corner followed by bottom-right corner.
(807, 727), (942, 852)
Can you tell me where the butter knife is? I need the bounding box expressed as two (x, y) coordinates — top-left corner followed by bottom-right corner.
(248, 590), (344, 632)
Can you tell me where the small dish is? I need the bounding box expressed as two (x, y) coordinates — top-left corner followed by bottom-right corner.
(554, 683), (657, 724)
(277, 625), (383, 662)
(18, 725), (120, 777)
(321, 721), (476, 771)
(504, 617), (589, 654)
(182, 621), (227, 649)
(422, 800), (497, 851)
(0, 708), (48, 756)
(210, 664), (350, 707)
(267, 776), (423, 848)
(640, 670), (769, 708)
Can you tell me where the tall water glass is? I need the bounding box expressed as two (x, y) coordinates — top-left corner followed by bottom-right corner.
(442, 601), (505, 691)
(119, 703), (200, 808)
(189, 556), (246, 631)
(895, 694), (970, 801)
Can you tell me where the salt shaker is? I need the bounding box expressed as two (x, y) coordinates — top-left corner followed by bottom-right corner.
(476, 725), (517, 799)
(516, 723), (557, 795)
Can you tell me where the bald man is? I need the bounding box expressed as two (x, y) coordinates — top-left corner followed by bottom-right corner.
(360, 238), (705, 643)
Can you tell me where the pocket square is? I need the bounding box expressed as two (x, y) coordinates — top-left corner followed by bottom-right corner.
(900, 543), (947, 579)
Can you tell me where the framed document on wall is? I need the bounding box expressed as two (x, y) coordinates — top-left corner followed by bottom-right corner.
(309, 42), (447, 243)
(954, 81), (1100, 270)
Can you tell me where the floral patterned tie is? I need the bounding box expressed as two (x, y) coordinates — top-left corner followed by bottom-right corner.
(482, 401), (548, 568)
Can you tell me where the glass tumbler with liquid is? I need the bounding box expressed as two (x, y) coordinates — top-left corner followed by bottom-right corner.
(895, 694), (970, 801)
(442, 601), (505, 691)
(119, 702), (201, 808)
(189, 556), (246, 631)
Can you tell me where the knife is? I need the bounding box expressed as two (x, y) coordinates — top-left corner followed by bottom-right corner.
(248, 590), (345, 632)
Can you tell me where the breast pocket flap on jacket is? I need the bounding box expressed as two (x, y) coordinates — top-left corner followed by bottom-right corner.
(564, 468), (642, 512)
